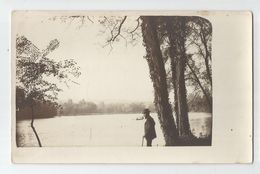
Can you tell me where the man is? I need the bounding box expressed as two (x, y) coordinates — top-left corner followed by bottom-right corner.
(143, 108), (156, 146)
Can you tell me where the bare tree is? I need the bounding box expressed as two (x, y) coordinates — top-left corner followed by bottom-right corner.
(186, 55), (212, 112)
(185, 17), (212, 112)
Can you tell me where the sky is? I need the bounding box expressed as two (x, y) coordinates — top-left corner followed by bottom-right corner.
(15, 14), (154, 103)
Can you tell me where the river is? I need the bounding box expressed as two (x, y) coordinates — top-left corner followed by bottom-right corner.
(16, 112), (212, 147)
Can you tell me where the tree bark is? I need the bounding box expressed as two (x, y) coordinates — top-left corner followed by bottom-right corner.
(165, 17), (192, 137)
(31, 102), (42, 147)
(141, 16), (179, 146)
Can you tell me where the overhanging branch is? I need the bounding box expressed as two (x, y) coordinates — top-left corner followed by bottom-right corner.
(107, 16), (127, 42)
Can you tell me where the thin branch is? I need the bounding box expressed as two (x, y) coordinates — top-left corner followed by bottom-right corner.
(77, 16), (86, 29)
(108, 16), (127, 42)
(70, 80), (80, 85)
(119, 34), (128, 48)
(186, 60), (212, 109)
(108, 42), (113, 55)
(87, 16), (94, 23)
(129, 17), (141, 34)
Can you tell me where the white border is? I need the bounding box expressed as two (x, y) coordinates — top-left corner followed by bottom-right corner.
(0, 0), (258, 173)
(11, 10), (252, 164)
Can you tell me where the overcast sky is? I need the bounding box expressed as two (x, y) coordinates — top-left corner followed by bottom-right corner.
(16, 14), (154, 103)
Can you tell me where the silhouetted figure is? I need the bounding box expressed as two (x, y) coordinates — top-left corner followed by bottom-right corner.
(143, 109), (156, 146)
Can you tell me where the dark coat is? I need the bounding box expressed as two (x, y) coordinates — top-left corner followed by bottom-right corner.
(144, 115), (156, 140)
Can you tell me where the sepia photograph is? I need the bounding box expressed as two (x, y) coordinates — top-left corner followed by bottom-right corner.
(11, 11), (252, 163)
(15, 13), (212, 147)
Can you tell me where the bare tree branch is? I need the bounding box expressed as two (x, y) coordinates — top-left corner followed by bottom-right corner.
(129, 17), (141, 34)
(87, 16), (94, 23)
(119, 34), (128, 47)
(107, 16), (127, 42)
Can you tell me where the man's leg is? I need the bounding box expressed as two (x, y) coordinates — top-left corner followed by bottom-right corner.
(146, 138), (152, 146)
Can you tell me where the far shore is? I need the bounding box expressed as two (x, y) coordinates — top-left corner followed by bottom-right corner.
(16, 112), (212, 121)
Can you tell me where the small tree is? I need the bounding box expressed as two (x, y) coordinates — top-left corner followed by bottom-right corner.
(16, 36), (81, 147)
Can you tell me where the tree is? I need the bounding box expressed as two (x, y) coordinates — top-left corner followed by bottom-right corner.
(185, 17), (212, 112)
(16, 87), (58, 120)
(186, 54), (212, 112)
(164, 17), (192, 137)
(151, 16), (212, 137)
(194, 17), (212, 86)
(141, 16), (179, 145)
(16, 36), (81, 147)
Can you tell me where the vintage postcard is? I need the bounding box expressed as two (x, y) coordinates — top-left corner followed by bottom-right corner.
(11, 11), (252, 163)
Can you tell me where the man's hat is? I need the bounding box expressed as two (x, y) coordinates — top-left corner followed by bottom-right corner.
(142, 108), (150, 114)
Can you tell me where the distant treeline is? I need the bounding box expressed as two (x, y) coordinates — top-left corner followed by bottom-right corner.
(59, 99), (156, 116)
(59, 95), (210, 116)
(16, 91), (210, 120)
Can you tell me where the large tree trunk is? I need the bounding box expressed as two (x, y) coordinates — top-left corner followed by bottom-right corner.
(165, 17), (192, 137)
(141, 16), (179, 146)
(31, 101), (42, 147)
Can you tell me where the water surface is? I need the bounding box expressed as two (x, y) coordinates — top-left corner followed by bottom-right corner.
(17, 112), (212, 147)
